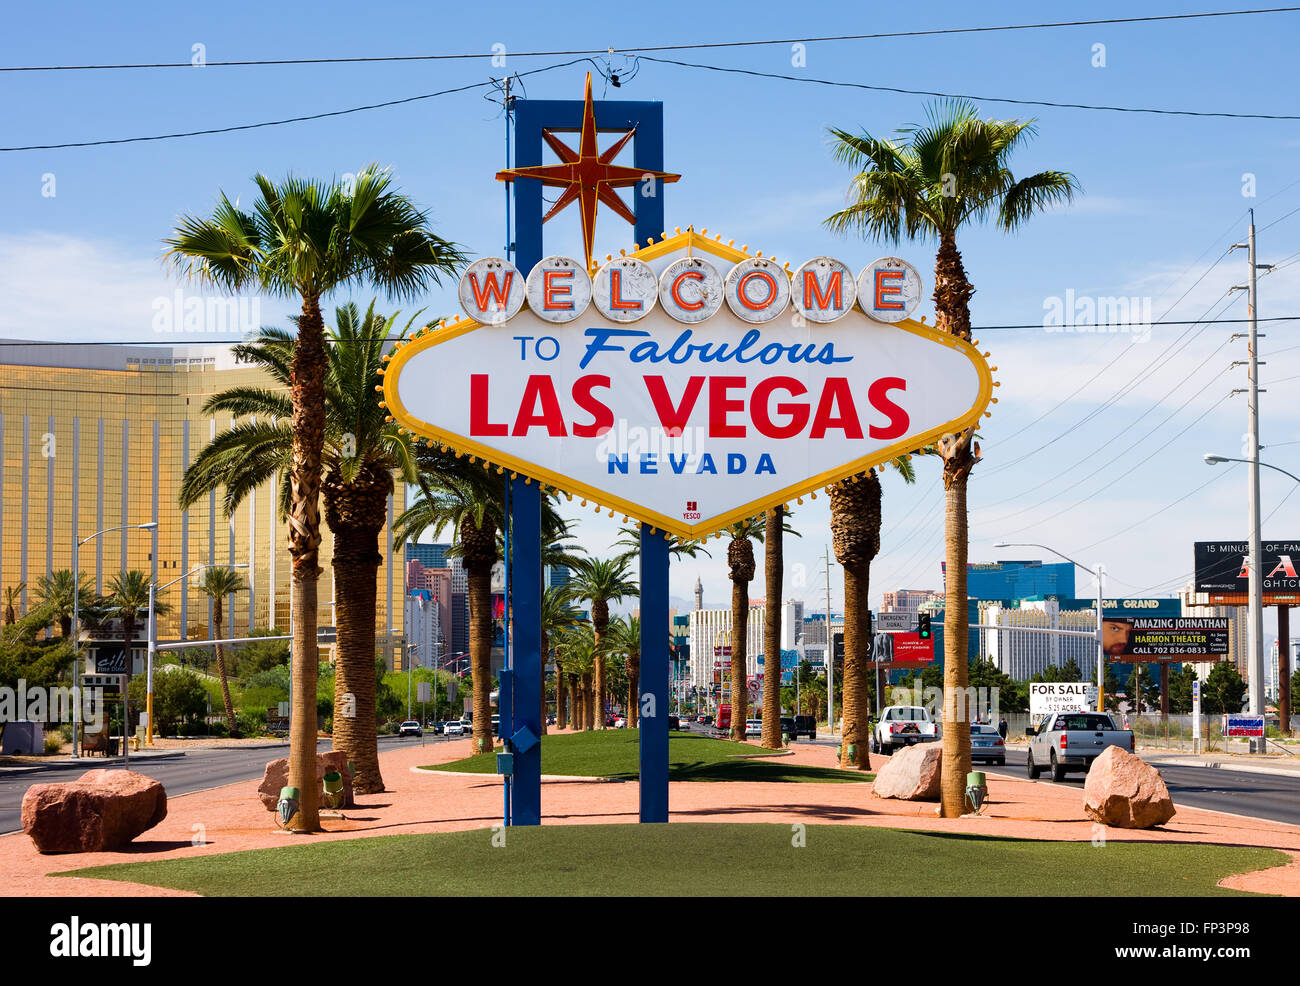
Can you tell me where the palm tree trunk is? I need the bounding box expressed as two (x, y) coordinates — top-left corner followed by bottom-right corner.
(212, 598), (236, 733)
(627, 653), (640, 728)
(761, 509), (783, 750)
(840, 562), (870, 768)
(540, 631), (549, 736)
(567, 670), (579, 729)
(553, 657), (565, 729)
(939, 462), (974, 817)
(468, 563), (494, 753)
(730, 579), (749, 742)
(329, 503), (387, 794)
(593, 602), (608, 730)
(582, 672), (594, 730)
(286, 291), (327, 832)
(934, 231), (977, 819)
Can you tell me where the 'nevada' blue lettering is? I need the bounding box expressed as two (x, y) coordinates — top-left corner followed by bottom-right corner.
(756, 453), (776, 475)
(608, 454), (629, 474)
(668, 454), (688, 474)
(696, 453), (717, 475)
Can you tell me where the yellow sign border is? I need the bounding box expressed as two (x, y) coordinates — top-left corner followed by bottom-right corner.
(383, 230), (996, 539)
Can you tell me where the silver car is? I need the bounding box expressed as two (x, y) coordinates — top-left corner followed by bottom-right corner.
(970, 723), (1006, 765)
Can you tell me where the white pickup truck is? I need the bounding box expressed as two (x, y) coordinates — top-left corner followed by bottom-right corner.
(1026, 711), (1134, 782)
(870, 705), (940, 755)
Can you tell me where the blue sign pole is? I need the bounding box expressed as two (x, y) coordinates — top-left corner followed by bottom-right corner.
(508, 476), (542, 825)
(639, 525), (670, 822)
(512, 96), (665, 273)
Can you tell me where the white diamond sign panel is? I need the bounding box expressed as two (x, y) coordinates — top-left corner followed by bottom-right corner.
(384, 232), (994, 538)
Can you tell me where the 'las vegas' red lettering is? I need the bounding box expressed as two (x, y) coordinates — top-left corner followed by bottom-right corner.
(511, 375), (568, 436)
(645, 376), (704, 436)
(752, 377), (809, 439)
(708, 376), (747, 438)
(867, 377), (909, 439)
(572, 375), (614, 437)
(469, 374), (507, 436)
(809, 377), (863, 439)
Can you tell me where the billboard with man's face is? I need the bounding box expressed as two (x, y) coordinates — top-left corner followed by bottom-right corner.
(1102, 616), (1229, 662)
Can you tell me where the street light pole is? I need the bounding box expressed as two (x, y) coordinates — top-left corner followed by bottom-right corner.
(995, 541), (1106, 713)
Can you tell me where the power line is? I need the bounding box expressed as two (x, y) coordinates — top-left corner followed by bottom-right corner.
(636, 54), (1300, 120)
(0, 57), (596, 151)
(1073, 468), (1231, 553)
(5, 9), (1296, 72)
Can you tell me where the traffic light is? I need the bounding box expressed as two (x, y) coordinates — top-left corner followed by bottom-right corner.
(917, 612), (931, 640)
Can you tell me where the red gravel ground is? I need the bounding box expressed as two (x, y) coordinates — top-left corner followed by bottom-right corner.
(4, 735), (1298, 896)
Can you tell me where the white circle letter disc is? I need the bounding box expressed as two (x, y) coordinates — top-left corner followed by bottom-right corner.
(592, 257), (659, 323)
(525, 256), (592, 323)
(791, 256), (856, 323)
(857, 257), (923, 323)
(724, 257), (789, 323)
(659, 257), (724, 323)
(458, 257), (525, 324)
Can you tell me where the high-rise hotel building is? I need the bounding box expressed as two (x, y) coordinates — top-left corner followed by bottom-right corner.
(0, 339), (408, 665)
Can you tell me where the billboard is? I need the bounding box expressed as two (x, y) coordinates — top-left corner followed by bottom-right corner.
(1194, 540), (1300, 604)
(1101, 616), (1229, 661)
(383, 233), (993, 539)
(870, 631), (933, 666)
(1029, 682), (1097, 716)
(1224, 714), (1265, 738)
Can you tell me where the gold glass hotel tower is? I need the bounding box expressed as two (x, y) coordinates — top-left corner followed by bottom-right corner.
(0, 339), (408, 667)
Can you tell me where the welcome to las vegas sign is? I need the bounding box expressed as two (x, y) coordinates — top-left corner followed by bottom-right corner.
(381, 229), (996, 539)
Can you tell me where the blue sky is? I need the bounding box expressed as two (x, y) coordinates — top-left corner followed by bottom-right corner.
(2, 1), (1299, 639)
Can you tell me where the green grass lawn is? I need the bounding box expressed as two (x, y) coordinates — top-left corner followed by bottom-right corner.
(427, 728), (870, 783)
(68, 824), (1281, 897)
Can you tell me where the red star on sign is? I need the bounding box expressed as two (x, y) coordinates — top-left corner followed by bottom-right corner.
(496, 73), (680, 271)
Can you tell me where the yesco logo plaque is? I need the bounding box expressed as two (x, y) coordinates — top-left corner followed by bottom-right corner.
(382, 231), (995, 538)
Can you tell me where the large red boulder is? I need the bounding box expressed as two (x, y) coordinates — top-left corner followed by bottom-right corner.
(1084, 746), (1176, 828)
(871, 743), (942, 801)
(22, 769), (167, 854)
(257, 751), (354, 811)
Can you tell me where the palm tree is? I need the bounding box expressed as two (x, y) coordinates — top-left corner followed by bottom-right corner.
(396, 443), (575, 750)
(166, 166), (465, 829)
(606, 616), (643, 727)
(571, 557), (639, 730)
(725, 516), (764, 742)
(541, 585), (583, 733)
(33, 571), (95, 639)
(195, 566), (248, 733)
(829, 459), (915, 769)
(104, 571), (171, 690)
(553, 623), (597, 731)
(180, 303), (425, 793)
(826, 100), (1078, 815)
(760, 508), (787, 750)
(4, 583), (25, 626)
(613, 524), (713, 564)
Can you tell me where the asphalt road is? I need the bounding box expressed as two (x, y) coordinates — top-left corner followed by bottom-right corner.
(0, 733), (447, 835)
(982, 748), (1300, 827)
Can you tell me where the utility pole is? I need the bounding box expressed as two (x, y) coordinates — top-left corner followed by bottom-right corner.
(1232, 211), (1271, 744)
(824, 546), (834, 736)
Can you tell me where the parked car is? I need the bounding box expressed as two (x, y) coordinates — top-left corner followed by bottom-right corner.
(492, 715), (500, 736)
(1027, 711), (1134, 781)
(398, 720), (422, 738)
(791, 715), (817, 740)
(613, 716), (628, 729)
(745, 718), (761, 737)
(871, 705), (939, 755)
(715, 704), (732, 733)
(444, 721), (465, 736)
(668, 714), (680, 731)
(547, 715), (556, 725)
(427, 720), (443, 734)
(969, 723), (1007, 766)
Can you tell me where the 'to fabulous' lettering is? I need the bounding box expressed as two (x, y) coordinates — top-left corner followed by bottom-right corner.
(576, 327), (851, 370)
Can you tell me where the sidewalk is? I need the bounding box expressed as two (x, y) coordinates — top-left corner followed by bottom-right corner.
(4, 738), (1300, 896)
(1141, 748), (1300, 777)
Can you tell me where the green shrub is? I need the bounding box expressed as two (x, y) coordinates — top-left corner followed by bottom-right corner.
(235, 707), (267, 737)
(322, 716), (333, 736)
(208, 721), (229, 738)
(58, 723), (73, 744)
(44, 732), (63, 755)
